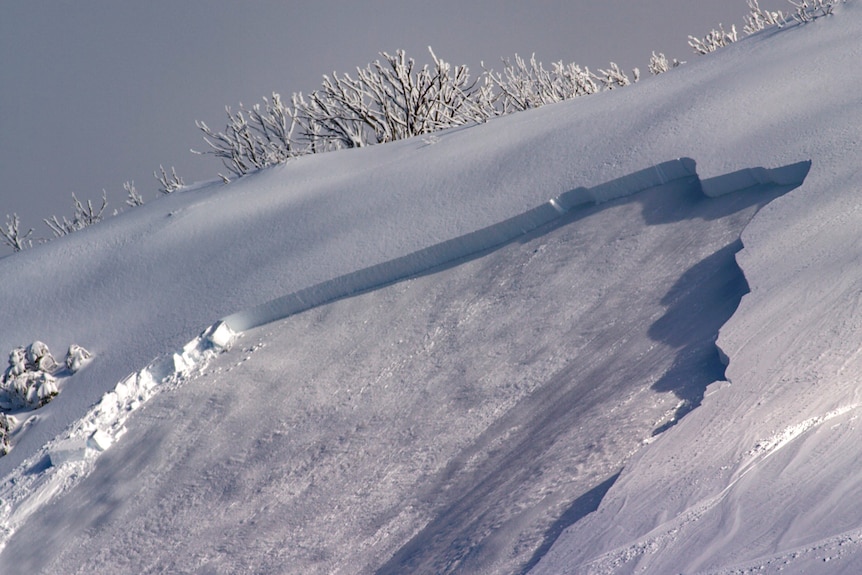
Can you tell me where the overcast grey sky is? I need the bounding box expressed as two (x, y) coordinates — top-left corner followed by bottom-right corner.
(0, 1), (784, 233)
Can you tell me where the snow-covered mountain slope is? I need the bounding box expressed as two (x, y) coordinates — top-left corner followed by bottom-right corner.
(1, 2), (861, 573)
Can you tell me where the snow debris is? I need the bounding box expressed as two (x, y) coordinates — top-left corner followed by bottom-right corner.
(87, 430), (112, 452)
(0, 320), (240, 554)
(745, 404), (859, 461)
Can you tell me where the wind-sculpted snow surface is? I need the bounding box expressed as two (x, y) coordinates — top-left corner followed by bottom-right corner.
(1, 2), (862, 573)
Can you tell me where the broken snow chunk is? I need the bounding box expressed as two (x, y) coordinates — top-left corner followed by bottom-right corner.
(97, 392), (119, 418)
(206, 321), (238, 351)
(87, 429), (113, 452)
(183, 338), (201, 357)
(26, 341), (58, 373)
(48, 437), (90, 466)
(114, 376), (133, 403)
(173, 352), (192, 374)
(65, 344), (93, 373)
(137, 369), (158, 393)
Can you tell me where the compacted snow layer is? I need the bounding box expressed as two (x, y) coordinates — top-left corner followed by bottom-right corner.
(1, 3), (861, 573)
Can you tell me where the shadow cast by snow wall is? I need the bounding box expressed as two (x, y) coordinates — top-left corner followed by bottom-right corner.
(222, 158), (810, 333)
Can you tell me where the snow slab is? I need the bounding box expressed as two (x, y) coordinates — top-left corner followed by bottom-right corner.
(0, 168), (796, 574)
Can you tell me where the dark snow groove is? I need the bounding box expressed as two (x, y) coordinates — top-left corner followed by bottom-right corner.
(223, 159), (809, 334)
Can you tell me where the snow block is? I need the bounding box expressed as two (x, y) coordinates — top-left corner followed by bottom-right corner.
(65, 344), (93, 373)
(48, 438), (90, 467)
(172, 352), (192, 374)
(205, 321), (237, 351)
(87, 430), (113, 452)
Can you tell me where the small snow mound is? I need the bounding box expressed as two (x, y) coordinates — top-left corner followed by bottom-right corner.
(65, 345), (93, 373)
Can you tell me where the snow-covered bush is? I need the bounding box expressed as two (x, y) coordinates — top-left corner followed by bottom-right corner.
(0, 342), (91, 411)
(648, 52), (684, 75)
(195, 93), (300, 178)
(2, 342), (59, 409)
(154, 165), (185, 195)
(483, 54), (599, 112)
(65, 344), (93, 373)
(0, 413), (13, 455)
(743, 0), (788, 33)
(789, 0), (844, 22)
(689, 23), (739, 54)
(596, 62), (636, 89)
(44, 192), (108, 237)
(292, 48), (494, 151)
(26, 341), (58, 373)
(1, 213), (34, 252)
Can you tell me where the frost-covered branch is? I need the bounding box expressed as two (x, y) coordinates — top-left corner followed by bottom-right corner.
(44, 192), (108, 237)
(154, 165), (185, 194)
(1, 214), (34, 252)
(744, 0), (787, 34)
(124, 180), (144, 207)
(648, 52), (684, 75)
(483, 54), (599, 113)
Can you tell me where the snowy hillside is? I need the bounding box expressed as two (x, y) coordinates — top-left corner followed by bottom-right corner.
(1, 2), (861, 573)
